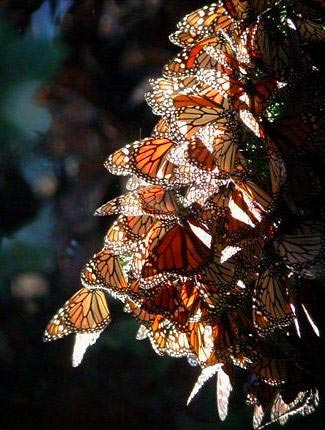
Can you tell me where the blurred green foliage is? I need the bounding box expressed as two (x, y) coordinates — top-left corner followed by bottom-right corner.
(0, 241), (53, 289)
(0, 15), (65, 159)
(0, 13), (63, 288)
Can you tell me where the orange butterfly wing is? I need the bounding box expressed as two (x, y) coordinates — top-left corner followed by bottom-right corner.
(253, 270), (294, 333)
(105, 138), (175, 184)
(169, 4), (234, 48)
(104, 215), (155, 253)
(135, 138), (175, 181)
(138, 186), (180, 216)
(95, 185), (180, 218)
(140, 280), (203, 329)
(250, 357), (289, 385)
(81, 249), (128, 296)
(185, 138), (218, 171)
(141, 220), (212, 276)
(43, 288), (110, 341)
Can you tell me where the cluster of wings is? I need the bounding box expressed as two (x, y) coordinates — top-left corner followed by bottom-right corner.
(44, 1), (325, 428)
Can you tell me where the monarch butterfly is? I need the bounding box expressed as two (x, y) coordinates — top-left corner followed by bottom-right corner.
(246, 379), (276, 429)
(214, 311), (258, 367)
(250, 356), (289, 386)
(175, 103), (233, 141)
(203, 38), (250, 77)
(104, 215), (156, 254)
(197, 243), (237, 287)
(179, 280), (204, 313)
(197, 185), (232, 223)
(151, 118), (170, 139)
(43, 287), (110, 341)
(199, 183), (267, 246)
(248, 385), (319, 429)
(81, 249), (129, 299)
(144, 318), (215, 365)
(231, 177), (272, 213)
(228, 184), (265, 228)
(253, 269), (294, 334)
(246, 77), (279, 114)
(138, 218), (212, 277)
(239, 108), (263, 137)
(125, 174), (149, 192)
(173, 87), (231, 110)
(274, 234), (322, 267)
(147, 75), (227, 123)
(188, 322), (215, 364)
(163, 36), (231, 79)
(145, 78), (179, 117)
(195, 279), (231, 310)
(173, 107), (228, 143)
(222, 0), (251, 22)
(169, 3), (236, 48)
(245, 18), (297, 79)
(139, 280), (203, 329)
(130, 218), (170, 277)
(222, 0), (278, 22)
(126, 298), (160, 325)
(95, 185), (180, 219)
(270, 389), (319, 427)
(267, 148), (286, 195)
(149, 322), (192, 359)
(129, 302), (194, 358)
(104, 137), (175, 185)
(184, 138), (219, 172)
(130, 301), (200, 357)
(271, 392), (291, 426)
(141, 282), (189, 329)
(265, 112), (324, 154)
(168, 165), (223, 197)
(294, 17), (325, 43)
(252, 404), (264, 430)
(196, 120), (242, 172)
(165, 141), (229, 192)
(200, 69), (277, 115)
(216, 366), (233, 421)
(233, 236), (265, 271)
(235, 75), (278, 114)
(187, 363), (224, 407)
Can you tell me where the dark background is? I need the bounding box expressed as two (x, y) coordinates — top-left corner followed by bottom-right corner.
(0, 1), (324, 429)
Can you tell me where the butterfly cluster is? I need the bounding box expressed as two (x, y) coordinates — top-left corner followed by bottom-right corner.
(44, 1), (324, 428)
